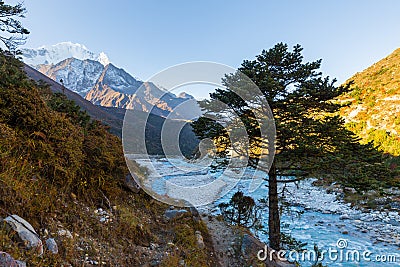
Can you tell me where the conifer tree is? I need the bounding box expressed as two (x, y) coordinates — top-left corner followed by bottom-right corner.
(192, 43), (394, 249)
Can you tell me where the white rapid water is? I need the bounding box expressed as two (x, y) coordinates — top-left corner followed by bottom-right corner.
(132, 155), (400, 266)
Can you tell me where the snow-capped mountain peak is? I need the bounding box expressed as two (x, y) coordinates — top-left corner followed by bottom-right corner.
(21, 42), (110, 66)
(97, 52), (110, 66)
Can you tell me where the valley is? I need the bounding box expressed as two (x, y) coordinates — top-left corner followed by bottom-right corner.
(1, 1), (399, 265)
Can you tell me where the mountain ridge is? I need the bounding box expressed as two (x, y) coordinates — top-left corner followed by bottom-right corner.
(21, 43), (201, 119)
(24, 63), (199, 155)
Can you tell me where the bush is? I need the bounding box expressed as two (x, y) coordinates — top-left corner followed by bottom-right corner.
(218, 191), (261, 228)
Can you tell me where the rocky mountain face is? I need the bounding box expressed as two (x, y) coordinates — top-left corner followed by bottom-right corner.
(340, 48), (400, 155)
(37, 58), (104, 95)
(21, 42), (201, 119)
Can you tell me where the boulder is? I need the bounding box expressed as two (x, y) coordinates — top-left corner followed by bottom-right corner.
(240, 234), (295, 267)
(0, 251), (26, 267)
(46, 238), (58, 254)
(4, 215), (43, 255)
(125, 173), (141, 193)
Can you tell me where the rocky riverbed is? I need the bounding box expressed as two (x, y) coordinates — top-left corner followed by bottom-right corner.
(132, 155), (400, 266)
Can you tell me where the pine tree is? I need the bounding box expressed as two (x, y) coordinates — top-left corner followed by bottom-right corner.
(192, 43), (394, 250)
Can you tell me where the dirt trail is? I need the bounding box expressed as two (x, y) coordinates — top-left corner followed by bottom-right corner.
(201, 214), (242, 267)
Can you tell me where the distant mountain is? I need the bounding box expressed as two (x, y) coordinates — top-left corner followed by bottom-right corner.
(340, 48), (400, 155)
(21, 41), (110, 66)
(87, 71), (200, 118)
(36, 58), (104, 95)
(24, 64), (199, 155)
(21, 42), (201, 119)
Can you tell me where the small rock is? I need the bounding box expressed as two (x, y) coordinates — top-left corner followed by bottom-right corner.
(149, 243), (158, 250)
(15, 261), (26, 267)
(342, 230), (349, 235)
(4, 215), (43, 255)
(125, 173), (141, 193)
(365, 190), (378, 197)
(58, 229), (73, 239)
(150, 259), (160, 266)
(46, 238), (58, 254)
(195, 231), (205, 249)
(339, 214), (350, 220)
(0, 251), (26, 267)
(344, 187), (357, 194)
(164, 209), (187, 220)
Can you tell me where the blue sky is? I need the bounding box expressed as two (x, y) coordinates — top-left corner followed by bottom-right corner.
(13, 0), (400, 98)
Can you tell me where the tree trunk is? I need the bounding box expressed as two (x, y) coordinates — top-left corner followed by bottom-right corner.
(268, 160), (280, 250)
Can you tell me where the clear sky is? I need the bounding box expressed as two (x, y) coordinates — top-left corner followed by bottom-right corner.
(11, 0), (400, 98)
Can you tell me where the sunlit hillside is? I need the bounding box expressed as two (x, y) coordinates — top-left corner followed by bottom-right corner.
(340, 48), (400, 156)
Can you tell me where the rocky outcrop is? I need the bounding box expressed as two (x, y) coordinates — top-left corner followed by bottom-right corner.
(4, 215), (43, 255)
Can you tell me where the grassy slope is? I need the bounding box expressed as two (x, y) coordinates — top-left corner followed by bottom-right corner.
(0, 51), (216, 266)
(340, 48), (400, 156)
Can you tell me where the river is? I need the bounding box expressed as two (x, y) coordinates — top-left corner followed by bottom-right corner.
(129, 155), (400, 266)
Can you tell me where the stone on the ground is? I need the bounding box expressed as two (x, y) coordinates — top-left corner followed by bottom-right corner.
(195, 231), (205, 249)
(339, 214), (350, 220)
(344, 187), (357, 194)
(125, 173), (141, 193)
(58, 229), (73, 239)
(164, 209), (187, 220)
(46, 238), (58, 254)
(0, 251), (26, 267)
(4, 215), (43, 255)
